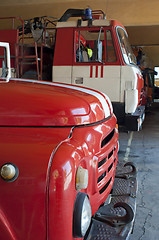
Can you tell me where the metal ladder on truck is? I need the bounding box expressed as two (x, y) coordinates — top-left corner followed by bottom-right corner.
(0, 16), (42, 80)
(15, 42), (42, 80)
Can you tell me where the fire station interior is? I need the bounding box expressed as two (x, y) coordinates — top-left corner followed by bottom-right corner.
(0, 0), (159, 239)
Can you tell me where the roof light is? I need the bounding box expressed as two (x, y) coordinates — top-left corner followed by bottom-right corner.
(84, 8), (92, 20)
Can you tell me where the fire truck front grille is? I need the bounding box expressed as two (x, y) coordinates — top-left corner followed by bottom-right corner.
(97, 128), (118, 196)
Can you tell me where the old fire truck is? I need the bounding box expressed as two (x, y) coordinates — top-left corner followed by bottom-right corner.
(0, 8), (145, 131)
(0, 42), (137, 239)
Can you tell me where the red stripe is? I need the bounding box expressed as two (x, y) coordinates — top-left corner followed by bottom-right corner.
(95, 66), (98, 78)
(101, 65), (103, 78)
(90, 65), (93, 78)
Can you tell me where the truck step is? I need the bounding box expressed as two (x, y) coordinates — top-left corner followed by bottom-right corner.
(85, 160), (137, 240)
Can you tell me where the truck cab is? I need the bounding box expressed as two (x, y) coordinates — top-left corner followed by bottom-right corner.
(53, 10), (145, 131)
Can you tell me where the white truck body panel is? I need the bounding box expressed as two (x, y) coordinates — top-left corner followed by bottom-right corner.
(53, 65), (121, 102)
(53, 64), (142, 114)
(53, 66), (72, 84)
(56, 19), (110, 28)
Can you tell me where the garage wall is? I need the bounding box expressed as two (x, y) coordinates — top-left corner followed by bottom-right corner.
(0, 0), (159, 26)
(0, 0), (159, 66)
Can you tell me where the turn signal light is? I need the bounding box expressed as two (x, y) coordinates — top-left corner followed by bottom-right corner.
(76, 166), (88, 191)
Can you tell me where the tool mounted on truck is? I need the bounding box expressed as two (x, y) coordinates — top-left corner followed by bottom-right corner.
(0, 8), (145, 131)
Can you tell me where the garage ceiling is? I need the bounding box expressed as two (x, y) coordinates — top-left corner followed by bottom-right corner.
(0, 0), (159, 66)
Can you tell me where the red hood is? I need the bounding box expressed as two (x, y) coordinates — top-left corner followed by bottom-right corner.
(0, 78), (112, 126)
(0, 126), (72, 240)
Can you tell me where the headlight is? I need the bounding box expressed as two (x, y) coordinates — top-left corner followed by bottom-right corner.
(73, 192), (92, 238)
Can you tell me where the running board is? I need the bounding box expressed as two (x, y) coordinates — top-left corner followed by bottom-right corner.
(85, 160), (137, 240)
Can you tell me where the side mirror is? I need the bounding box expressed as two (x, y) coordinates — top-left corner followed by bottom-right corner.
(0, 42), (11, 82)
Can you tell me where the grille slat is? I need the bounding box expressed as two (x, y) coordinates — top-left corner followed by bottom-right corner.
(98, 157), (107, 168)
(108, 163), (113, 172)
(97, 171), (106, 183)
(99, 177), (112, 194)
(108, 150), (113, 159)
(101, 129), (115, 148)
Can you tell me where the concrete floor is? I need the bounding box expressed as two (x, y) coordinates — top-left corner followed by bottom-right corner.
(118, 101), (159, 240)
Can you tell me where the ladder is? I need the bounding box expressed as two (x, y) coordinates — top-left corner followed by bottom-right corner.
(15, 42), (43, 80)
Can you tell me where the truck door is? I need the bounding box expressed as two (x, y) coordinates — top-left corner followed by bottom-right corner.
(72, 27), (121, 103)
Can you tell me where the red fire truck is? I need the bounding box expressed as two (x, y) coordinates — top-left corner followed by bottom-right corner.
(0, 8), (145, 131)
(0, 42), (137, 239)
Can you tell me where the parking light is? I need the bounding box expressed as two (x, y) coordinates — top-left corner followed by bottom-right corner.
(76, 166), (88, 191)
(0, 163), (19, 182)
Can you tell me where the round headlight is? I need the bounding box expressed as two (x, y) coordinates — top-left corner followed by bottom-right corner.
(0, 163), (19, 182)
(73, 192), (92, 238)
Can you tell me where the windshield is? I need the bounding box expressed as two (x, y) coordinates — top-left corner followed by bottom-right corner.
(117, 28), (136, 65)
